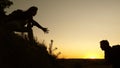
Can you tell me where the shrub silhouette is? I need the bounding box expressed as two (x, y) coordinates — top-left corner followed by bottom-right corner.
(48, 40), (61, 59)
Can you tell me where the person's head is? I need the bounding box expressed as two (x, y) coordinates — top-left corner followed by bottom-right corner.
(26, 6), (38, 16)
(100, 40), (111, 51)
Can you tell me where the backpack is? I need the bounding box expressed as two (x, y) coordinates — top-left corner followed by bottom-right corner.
(8, 9), (23, 20)
(112, 45), (120, 60)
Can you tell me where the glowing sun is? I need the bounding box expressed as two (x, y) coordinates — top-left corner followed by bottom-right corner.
(89, 56), (96, 59)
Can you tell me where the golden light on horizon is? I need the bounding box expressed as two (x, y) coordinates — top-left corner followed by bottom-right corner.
(83, 53), (103, 59)
(89, 56), (97, 59)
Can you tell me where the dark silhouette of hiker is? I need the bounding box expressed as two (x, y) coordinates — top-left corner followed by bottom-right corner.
(100, 40), (112, 63)
(7, 6), (49, 32)
(100, 40), (120, 68)
(5, 6), (49, 44)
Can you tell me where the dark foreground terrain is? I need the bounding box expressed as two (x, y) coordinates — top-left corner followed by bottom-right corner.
(58, 59), (112, 68)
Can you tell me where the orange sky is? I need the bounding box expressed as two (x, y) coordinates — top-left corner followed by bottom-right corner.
(6, 0), (120, 59)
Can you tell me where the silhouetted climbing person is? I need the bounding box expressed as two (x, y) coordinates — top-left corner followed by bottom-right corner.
(100, 40), (112, 63)
(100, 40), (120, 68)
(5, 6), (49, 44)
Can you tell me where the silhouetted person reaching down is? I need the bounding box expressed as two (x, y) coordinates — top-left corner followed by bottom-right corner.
(100, 40), (120, 68)
(5, 6), (49, 44)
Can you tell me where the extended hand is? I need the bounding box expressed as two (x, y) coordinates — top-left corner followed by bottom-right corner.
(42, 28), (49, 33)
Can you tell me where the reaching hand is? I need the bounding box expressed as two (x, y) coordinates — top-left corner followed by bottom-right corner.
(42, 28), (49, 33)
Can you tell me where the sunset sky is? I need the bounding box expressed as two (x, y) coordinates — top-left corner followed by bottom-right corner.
(6, 0), (120, 59)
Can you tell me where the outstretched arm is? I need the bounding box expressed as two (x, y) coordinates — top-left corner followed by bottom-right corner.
(31, 19), (49, 33)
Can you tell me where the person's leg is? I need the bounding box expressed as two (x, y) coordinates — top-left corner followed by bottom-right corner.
(28, 28), (34, 45)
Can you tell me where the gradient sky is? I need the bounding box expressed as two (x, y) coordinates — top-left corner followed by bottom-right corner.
(6, 0), (120, 59)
